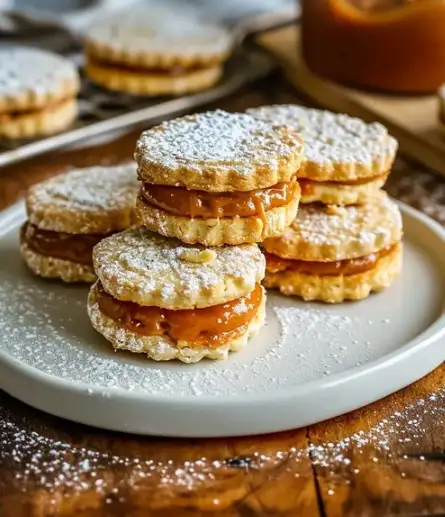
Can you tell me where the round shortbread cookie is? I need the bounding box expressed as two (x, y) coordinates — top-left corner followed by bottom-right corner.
(262, 193), (403, 262)
(247, 105), (398, 181)
(85, 59), (222, 96)
(93, 227), (265, 309)
(20, 239), (95, 283)
(136, 193), (300, 246)
(26, 163), (139, 234)
(135, 110), (304, 192)
(87, 283), (266, 363)
(0, 98), (77, 140)
(84, 7), (233, 68)
(300, 175), (387, 205)
(264, 242), (402, 303)
(0, 47), (79, 113)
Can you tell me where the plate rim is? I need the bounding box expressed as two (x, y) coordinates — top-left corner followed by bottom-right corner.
(1, 199), (445, 436)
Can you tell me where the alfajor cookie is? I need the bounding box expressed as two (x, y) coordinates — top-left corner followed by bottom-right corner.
(262, 193), (403, 303)
(88, 228), (266, 363)
(135, 110), (303, 246)
(248, 105), (398, 205)
(0, 47), (80, 139)
(84, 8), (233, 96)
(21, 163), (139, 283)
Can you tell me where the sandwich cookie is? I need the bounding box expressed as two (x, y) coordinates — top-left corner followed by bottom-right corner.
(262, 193), (403, 303)
(84, 8), (233, 96)
(135, 110), (303, 246)
(0, 47), (80, 139)
(248, 105), (398, 206)
(88, 228), (266, 363)
(21, 163), (139, 283)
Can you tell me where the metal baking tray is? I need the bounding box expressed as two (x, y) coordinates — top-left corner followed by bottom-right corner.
(0, 48), (273, 168)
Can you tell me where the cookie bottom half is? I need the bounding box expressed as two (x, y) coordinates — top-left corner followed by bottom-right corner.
(87, 284), (266, 363)
(85, 60), (222, 96)
(20, 240), (96, 283)
(136, 195), (300, 246)
(264, 243), (402, 303)
(0, 98), (77, 139)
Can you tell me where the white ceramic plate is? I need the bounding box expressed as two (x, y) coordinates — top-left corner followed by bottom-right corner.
(0, 201), (444, 437)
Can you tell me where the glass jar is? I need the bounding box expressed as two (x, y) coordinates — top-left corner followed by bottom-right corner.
(301, 0), (445, 93)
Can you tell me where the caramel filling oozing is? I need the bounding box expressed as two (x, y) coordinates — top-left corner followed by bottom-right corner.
(22, 222), (107, 266)
(141, 177), (300, 219)
(96, 282), (263, 347)
(265, 244), (396, 277)
(299, 173), (388, 196)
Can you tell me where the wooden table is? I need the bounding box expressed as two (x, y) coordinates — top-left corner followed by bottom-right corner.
(1, 76), (445, 517)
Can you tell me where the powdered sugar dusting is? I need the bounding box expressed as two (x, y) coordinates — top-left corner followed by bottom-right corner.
(0, 47), (79, 99)
(28, 163), (138, 215)
(94, 227), (265, 308)
(294, 197), (401, 247)
(248, 105), (398, 167)
(264, 194), (403, 260)
(135, 110), (302, 179)
(87, 5), (233, 58)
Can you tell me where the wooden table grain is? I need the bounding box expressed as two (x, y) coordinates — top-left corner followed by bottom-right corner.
(1, 78), (445, 517)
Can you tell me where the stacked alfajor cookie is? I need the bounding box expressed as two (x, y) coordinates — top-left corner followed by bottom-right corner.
(84, 8), (233, 96)
(248, 105), (403, 303)
(87, 110), (304, 362)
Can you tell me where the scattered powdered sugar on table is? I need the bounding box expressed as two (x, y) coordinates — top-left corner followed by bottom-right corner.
(247, 105), (398, 167)
(0, 47), (79, 99)
(135, 110), (302, 176)
(1, 385), (443, 500)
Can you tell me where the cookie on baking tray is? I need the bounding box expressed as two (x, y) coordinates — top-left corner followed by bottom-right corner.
(0, 47), (80, 139)
(248, 105), (398, 205)
(262, 193), (403, 303)
(87, 228), (266, 363)
(135, 110), (303, 246)
(84, 7), (233, 96)
(21, 163), (139, 283)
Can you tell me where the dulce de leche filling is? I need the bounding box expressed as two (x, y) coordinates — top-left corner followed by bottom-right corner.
(299, 173), (388, 196)
(265, 244), (396, 277)
(89, 56), (207, 76)
(141, 177), (299, 219)
(96, 282), (263, 347)
(0, 97), (72, 123)
(22, 222), (107, 265)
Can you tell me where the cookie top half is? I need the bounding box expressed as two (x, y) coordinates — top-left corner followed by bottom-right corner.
(85, 7), (233, 68)
(135, 110), (304, 192)
(26, 163), (139, 234)
(262, 193), (403, 262)
(248, 105), (398, 181)
(0, 47), (79, 113)
(93, 228), (265, 310)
